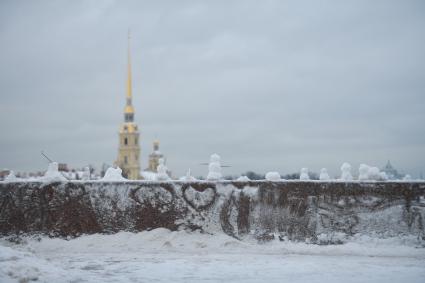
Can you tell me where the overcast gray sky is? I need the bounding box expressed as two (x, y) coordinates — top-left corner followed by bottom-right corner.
(1, 0), (424, 178)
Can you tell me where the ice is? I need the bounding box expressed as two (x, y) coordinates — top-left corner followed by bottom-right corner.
(299, 168), (310, 180)
(41, 162), (67, 182)
(207, 153), (222, 180)
(319, 168), (330, 180)
(156, 158), (170, 181)
(265, 171), (281, 181)
(101, 167), (127, 181)
(340, 162), (353, 181)
(237, 175), (250, 181)
(1, 230), (424, 283)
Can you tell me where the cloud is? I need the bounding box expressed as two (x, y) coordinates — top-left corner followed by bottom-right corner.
(0, 0), (424, 177)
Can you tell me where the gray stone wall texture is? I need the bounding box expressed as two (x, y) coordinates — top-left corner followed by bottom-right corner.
(1, 181), (424, 243)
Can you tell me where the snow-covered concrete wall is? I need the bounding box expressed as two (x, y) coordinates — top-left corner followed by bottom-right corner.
(1, 181), (424, 243)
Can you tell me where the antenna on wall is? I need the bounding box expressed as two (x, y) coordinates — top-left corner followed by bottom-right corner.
(41, 150), (53, 163)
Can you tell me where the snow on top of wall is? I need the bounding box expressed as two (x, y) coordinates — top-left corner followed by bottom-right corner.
(140, 171), (158, 181)
(101, 167), (127, 182)
(265, 172), (281, 181)
(180, 169), (197, 181)
(236, 176), (250, 181)
(319, 168), (330, 180)
(359, 164), (388, 181)
(300, 168), (310, 180)
(156, 158), (170, 181)
(41, 162), (68, 182)
(4, 170), (18, 182)
(340, 162), (353, 181)
(207, 153), (222, 180)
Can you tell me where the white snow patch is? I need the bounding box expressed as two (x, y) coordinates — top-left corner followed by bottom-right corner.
(265, 171), (281, 181)
(0, 243), (82, 282)
(319, 168), (330, 180)
(156, 158), (170, 181)
(207, 153), (222, 180)
(41, 162), (67, 182)
(340, 162), (353, 181)
(403, 174), (412, 181)
(1, 230), (424, 283)
(180, 169), (197, 181)
(141, 170), (158, 181)
(240, 186), (259, 200)
(300, 168), (310, 180)
(4, 171), (18, 182)
(101, 167), (127, 181)
(236, 175), (250, 181)
(359, 164), (388, 181)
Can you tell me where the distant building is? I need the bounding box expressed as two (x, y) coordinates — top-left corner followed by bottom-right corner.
(147, 140), (164, 172)
(58, 163), (69, 172)
(140, 140), (172, 180)
(381, 160), (402, 180)
(0, 169), (10, 181)
(115, 32), (141, 180)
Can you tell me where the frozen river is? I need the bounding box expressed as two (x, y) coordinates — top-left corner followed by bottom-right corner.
(1, 229), (425, 282)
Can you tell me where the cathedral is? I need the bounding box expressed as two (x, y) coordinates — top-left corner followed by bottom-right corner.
(115, 33), (141, 179)
(115, 33), (168, 180)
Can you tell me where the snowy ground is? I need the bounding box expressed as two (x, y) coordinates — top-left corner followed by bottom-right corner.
(1, 229), (425, 283)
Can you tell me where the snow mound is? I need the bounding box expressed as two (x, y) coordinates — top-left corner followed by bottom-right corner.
(4, 171), (18, 182)
(359, 164), (370, 180)
(0, 242), (81, 282)
(319, 168), (330, 180)
(11, 229), (425, 258)
(340, 162), (353, 181)
(22, 229), (249, 255)
(207, 153), (222, 180)
(140, 171), (157, 181)
(237, 175), (250, 181)
(359, 164), (388, 181)
(403, 174), (412, 181)
(265, 171), (281, 181)
(101, 167), (127, 181)
(300, 168), (310, 180)
(1, 230), (424, 283)
(156, 158), (170, 181)
(42, 162), (67, 182)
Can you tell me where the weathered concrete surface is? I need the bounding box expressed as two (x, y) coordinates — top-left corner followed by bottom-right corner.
(1, 181), (424, 243)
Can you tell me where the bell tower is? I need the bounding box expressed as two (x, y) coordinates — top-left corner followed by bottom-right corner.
(116, 31), (141, 179)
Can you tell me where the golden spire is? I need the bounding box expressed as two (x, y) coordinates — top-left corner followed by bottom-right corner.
(124, 29), (135, 118)
(127, 29), (132, 101)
